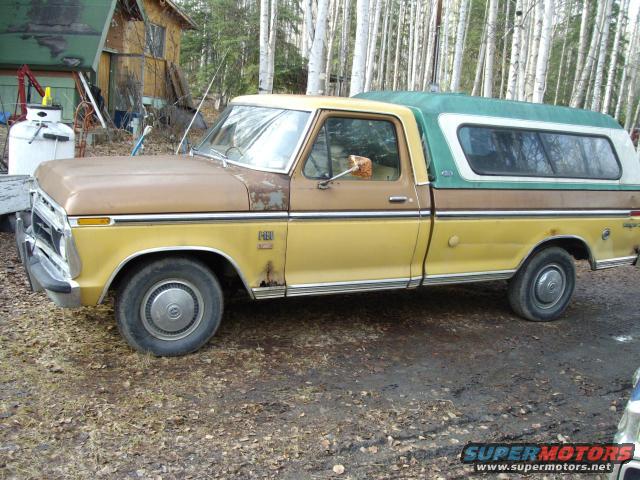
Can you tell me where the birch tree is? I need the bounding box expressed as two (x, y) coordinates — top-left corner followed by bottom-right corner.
(571, 0), (606, 107)
(483, 0), (499, 97)
(259, 0), (277, 94)
(365, 0), (383, 90)
(532, 0), (554, 103)
(615, 13), (639, 120)
(602, 0), (630, 113)
(337, 0), (352, 95)
(524, 0), (544, 100)
(505, 0), (524, 99)
(306, 0), (329, 94)
(590, 0), (613, 111)
(392, 0), (405, 90)
(349, 0), (370, 95)
(572, 0), (590, 96)
(450, 0), (470, 91)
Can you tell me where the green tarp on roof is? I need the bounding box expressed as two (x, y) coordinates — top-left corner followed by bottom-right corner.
(0, 0), (119, 71)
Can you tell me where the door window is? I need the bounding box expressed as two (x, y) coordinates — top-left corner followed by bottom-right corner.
(303, 117), (401, 181)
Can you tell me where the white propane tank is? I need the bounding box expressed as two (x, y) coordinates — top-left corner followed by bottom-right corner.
(8, 105), (75, 176)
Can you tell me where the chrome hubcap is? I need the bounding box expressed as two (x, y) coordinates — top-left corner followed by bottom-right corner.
(140, 280), (204, 340)
(533, 264), (566, 309)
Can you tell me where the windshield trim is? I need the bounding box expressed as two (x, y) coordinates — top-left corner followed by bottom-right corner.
(196, 104), (316, 175)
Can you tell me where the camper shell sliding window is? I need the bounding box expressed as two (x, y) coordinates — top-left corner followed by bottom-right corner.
(457, 125), (621, 181)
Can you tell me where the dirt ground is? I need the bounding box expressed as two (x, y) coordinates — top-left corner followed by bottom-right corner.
(1, 226), (639, 478)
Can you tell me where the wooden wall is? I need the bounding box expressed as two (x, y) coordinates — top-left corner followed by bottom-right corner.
(102, 0), (187, 103)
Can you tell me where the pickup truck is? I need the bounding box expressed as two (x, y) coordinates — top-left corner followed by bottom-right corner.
(16, 92), (640, 356)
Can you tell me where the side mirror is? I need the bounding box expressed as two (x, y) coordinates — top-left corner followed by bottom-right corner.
(318, 155), (373, 189)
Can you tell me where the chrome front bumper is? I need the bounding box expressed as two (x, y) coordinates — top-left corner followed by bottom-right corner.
(15, 213), (81, 308)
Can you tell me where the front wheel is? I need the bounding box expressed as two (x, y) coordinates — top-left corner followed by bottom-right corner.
(508, 247), (576, 322)
(115, 257), (224, 356)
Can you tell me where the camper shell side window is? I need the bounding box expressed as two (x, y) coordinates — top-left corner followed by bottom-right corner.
(456, 125), (622, 181)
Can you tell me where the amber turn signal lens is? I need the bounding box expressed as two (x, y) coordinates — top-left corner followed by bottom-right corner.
(76, 217), (111, 226)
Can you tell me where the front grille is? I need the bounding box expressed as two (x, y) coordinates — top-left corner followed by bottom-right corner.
(32, 210), (62, 257)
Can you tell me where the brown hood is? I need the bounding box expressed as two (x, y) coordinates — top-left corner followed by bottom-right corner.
(35, 154), (250, 215)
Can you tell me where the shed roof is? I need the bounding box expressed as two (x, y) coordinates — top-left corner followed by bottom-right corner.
(356, 91), (622, 130)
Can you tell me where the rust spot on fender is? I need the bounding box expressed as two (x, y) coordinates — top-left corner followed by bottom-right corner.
(232, 169), (290, 211)
(259, 261), (284, 287)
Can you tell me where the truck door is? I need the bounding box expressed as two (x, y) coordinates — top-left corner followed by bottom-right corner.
(285, 110), (423, 295)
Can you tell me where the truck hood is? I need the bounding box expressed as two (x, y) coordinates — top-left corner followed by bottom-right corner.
(35, 154), (250, 215)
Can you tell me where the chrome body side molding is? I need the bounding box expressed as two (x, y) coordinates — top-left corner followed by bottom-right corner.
(285, 278), (411, 297)
(435, 209), (631, 219)
(252, 286), (286, 299)
(594, 255), (638, 270)
(422, 269), (516, 285)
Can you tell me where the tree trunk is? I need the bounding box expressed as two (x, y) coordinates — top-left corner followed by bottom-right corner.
(302, 0), (315, 58)
(349, 0), (370, 95)
(407, 0), (417, 88)
(307, 0), (329, 94)
(392, 0), (405, 90)
(505, 0), (524, 99)
(590, 0), (612, 111)
(472, 19), (487, 96)
(615, 14), (639, 120)
(553, 0), (572, 105)
(365, 0), (383, 91)
(337, 0), (352, 96)
(602, 0), (630, 113)
(325, 0), (341, 95)
(377, 0), (392, 88)
(266, 0), (278, 93)
(482, 0), (499, 97)
(531, 0), (554, 103)
(498, 0), (511, 98)
(572, 0), (590, 96)
(570, 0), (605, 108)
(524, 0), (544, 101)
(450, 0), (469, 92)
(259, 0), (271, 93)
(516, 0), (530, 100)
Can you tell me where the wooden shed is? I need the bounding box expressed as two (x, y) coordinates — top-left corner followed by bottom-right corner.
(0, 0), (196, 123)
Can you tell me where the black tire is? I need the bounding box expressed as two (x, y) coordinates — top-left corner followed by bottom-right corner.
(508, 247), (576, 322)
(115, 256), (224, 356)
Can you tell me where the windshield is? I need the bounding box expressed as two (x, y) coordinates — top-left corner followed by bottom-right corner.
(196, 105), (311, 171)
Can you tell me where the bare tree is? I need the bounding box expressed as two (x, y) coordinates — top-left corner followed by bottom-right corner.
(553, 0), (573, 104)
(483, 0), (499, 97)
(602, 0), (630, 113)
(590, 0), (613, 111)
(524, 0), (544, 100)
(570, 0), (606, 107)
(307, 0), (329, 94)
(392, 0), (405, 90)
(337, 0), (352, 95)
(350, 0), (370, 95)
(365, 0), (383, 90)
(259, 0), (277, 94)
(615, 12), (640, 120)
(532, 0), (554, 103)
(505, 0), (524, 99)
(450, 0), (470, 91)
(571, 0), (590, 96)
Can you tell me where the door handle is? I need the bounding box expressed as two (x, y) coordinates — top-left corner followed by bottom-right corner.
(389, 196), (408, 203)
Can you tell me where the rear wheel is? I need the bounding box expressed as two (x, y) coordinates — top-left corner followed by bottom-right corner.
(508, 247), (576, 322)
(115, 257), (223, 356)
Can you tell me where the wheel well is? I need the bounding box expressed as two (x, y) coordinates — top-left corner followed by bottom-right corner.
(106, 250), (250, 301)
(523, 237), (593, 269)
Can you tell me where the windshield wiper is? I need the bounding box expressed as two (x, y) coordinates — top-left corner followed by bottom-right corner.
(192, 146), (228, 168)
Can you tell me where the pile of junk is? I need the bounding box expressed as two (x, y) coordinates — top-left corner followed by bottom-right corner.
(0, 64), (153, 231)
